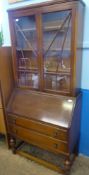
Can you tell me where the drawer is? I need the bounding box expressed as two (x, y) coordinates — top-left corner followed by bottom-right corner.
(7, 115), (68, 141)
(8, 124), (68, 155)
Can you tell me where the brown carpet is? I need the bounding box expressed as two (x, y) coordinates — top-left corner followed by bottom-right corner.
(0, 139), (89, 175)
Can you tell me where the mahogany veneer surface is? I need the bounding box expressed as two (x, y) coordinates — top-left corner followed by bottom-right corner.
(6, 88), (76, 129)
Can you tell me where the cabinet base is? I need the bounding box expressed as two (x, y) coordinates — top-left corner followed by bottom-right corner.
(17, 150), (65, 174)
(9, 138), (76, 175)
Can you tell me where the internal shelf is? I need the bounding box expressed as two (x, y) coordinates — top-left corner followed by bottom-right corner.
(18, 67), (70, 75)
(16, 27), (66, 32)
(16, 21), (71, 32)
(16, 48), (70, 51)
(44, 71), (70, 76)
(18, 67), (38, 70)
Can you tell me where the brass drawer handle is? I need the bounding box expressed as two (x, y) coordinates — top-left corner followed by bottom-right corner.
(53, 143), (58, 149)
(14, 129), (17, 134)
(8, 119), (16, 124)
(53, 131), (58, 137)
(12, 119), (16, 124)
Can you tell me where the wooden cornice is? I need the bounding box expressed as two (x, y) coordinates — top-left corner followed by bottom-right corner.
(8, 0), (85, 12)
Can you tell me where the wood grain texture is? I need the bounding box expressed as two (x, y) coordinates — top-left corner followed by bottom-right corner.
(8, 124), (69, 155)
(7, 115), (68, 141)
(6, 88), (76, 129)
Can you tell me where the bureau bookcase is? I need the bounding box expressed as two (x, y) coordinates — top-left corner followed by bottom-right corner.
(6, 0), (85, 174)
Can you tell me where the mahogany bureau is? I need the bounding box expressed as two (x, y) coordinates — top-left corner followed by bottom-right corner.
(6, 0), (85, 174)
(6, 88), (82, 174)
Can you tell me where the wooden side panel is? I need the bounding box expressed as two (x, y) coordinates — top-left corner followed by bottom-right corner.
(0, 47), (14, 106)
(75, 2), (85, 94)
(69, 94), (82, 153)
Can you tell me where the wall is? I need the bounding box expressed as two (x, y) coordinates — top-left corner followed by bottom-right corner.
(0, 0), (89, 156)
(79, 89), (89, 156)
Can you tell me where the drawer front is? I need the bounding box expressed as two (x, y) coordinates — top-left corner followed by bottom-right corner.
(8, 124), (68, 155)
(7, 115), (68, 141)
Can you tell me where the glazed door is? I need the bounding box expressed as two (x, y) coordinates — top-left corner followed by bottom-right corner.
(14, 15), (39, 89)
(42, 10), (72, 94)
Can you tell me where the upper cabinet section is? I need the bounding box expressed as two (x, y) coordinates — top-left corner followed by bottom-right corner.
(8, 0), (85, 96)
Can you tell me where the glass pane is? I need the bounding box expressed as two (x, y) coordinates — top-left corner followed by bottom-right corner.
(18, 72), (38, 88)
(42, 10), (72, 92)
(44, 74), (70, 91)
(14, 15), (39, 88)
